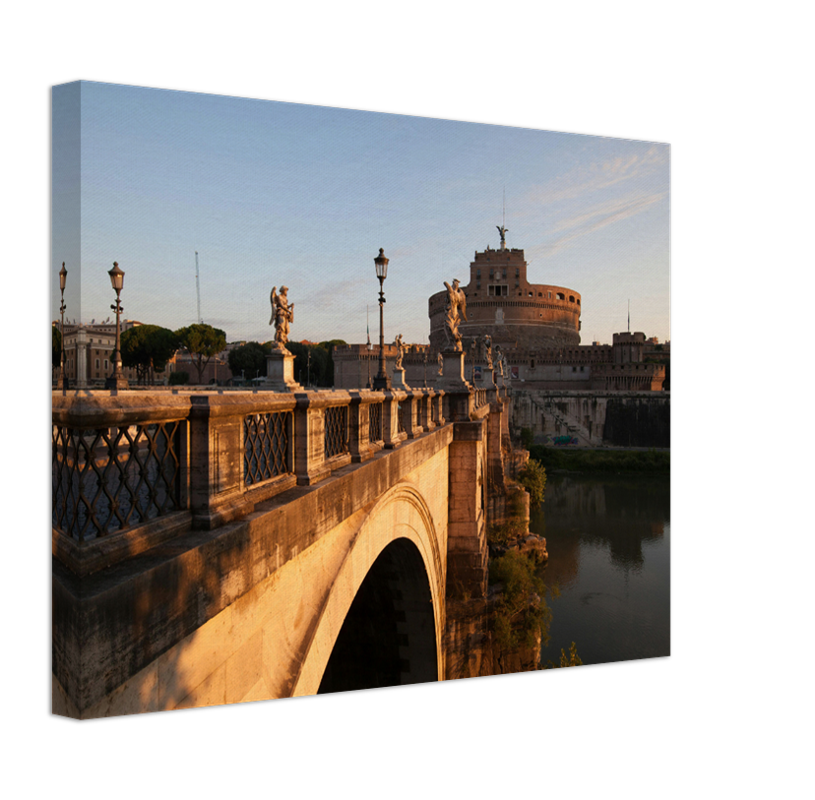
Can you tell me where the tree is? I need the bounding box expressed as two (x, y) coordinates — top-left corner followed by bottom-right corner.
(174, 324), (226, 384)
(518, 459), (547, 507)
(489, 549), (552, 650)
(318, 339), (346, 386)
(227, 341), (267, 379)
(308, 344), (331, 386)
(52, 325), (62, 370)
(121, 325), (179, 384)
(541, 642), (583, 669)
(286, 342), (311, 385)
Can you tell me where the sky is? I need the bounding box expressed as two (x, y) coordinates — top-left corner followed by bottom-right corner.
(52, 81), (669, 347)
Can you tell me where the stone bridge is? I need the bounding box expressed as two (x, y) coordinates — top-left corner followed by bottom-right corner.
(52, 380), (512, 718)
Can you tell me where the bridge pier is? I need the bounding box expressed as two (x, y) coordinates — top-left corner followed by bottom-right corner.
(446, 418), (488, 600)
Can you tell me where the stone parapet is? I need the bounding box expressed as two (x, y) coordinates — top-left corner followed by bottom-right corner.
(51, 387), (447, 576)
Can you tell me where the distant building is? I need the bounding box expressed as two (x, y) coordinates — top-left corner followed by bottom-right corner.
(55, 319), (159, 387)
(53, 320), (234, 387)
(428, 243), (582, 351)
(333, 234), (667, 392)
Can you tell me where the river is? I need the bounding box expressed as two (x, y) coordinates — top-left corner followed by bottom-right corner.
(530, 473), (670, 667)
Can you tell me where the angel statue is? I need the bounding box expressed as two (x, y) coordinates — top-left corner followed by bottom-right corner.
(502, 352), (510, 382)
(496, 224), (508, 249)
(443, 279), (468, 351)
(437, 351), (444, 376)
(483, 334), (494, 370)
(269, 286), (294, 347)
(495, 344), (504, 377)
(394, 333), (405, 370)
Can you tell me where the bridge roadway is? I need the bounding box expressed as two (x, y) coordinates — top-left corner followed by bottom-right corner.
(52, 381), (511, 717)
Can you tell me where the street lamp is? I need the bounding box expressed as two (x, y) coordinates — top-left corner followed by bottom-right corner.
(105, 261), (128, 390)
(372, 248), (391, 391)
(58, 262), (67, 392)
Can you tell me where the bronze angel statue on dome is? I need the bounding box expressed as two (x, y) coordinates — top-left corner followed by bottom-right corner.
(269, 286), (294, 347)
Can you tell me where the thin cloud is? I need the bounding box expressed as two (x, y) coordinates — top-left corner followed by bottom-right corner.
(530, 191), (667, 258)
(520, 144), (667, 208)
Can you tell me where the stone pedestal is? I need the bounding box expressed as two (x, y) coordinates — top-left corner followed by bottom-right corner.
(391, 367), (410, 390)
(495, 372), (505, 388)
(265, 347), (303, 392)
(483, 367), (495, 387)
(437, 350), (471, 390)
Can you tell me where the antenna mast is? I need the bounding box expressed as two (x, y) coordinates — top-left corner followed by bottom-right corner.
(195, 251), (202, 324)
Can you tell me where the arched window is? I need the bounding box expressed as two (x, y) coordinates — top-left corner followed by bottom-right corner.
(556, 292), (565, 301)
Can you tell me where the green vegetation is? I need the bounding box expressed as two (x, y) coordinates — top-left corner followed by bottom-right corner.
(121, 324), (178, 384)
(541, 642), (583, 669)
(487, 516), (527, 548)
(489, 549), (552, 650)
(222, 337), (349, 386)
(484, 448), (583, 668)
(529, 445), (669, 474)
(287, 339), (347, 387)
(174, 324), (227, 384)
(518, 459), (547, 506)
(169, 371), (189, 386)
(52, 325), (62, 370)
(227, 341), (270, 379)
(519, 427), (535, 450)
(486, 481), (535, 549)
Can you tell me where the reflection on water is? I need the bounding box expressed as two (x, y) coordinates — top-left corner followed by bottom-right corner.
(531, 474), (670, 667)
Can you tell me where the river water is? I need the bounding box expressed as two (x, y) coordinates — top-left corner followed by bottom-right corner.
(530, 473), (670, 667)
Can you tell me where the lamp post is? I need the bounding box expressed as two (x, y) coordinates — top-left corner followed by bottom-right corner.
(372, 248), (391, 391)
(58, 262), (67, 392)
(105, 261), (128, 390)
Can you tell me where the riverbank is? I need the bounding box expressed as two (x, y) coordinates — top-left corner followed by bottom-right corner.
(529, 445), (669, 474)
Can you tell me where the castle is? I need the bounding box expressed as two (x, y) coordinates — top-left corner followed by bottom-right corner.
(333, 233), (667, 393)
(428, 244), (581, 351)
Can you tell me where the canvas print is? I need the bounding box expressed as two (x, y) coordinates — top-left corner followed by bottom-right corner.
(51, 81), (670, 718)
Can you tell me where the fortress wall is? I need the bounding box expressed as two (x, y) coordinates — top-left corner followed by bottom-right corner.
(509, 390), (670, 448)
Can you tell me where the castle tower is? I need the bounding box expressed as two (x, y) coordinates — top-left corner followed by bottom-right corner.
(428, 237), (581, 352)
(612, 331), (646, 364)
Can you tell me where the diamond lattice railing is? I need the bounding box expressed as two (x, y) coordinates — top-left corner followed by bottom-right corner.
(52, 421), (183, 542)
(244, 411), (292, 485)
(324, 405), (349, 459)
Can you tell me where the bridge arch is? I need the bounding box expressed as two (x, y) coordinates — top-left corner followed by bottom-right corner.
(291, 480), (445, 696)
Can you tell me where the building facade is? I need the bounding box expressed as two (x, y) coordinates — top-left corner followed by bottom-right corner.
(54, 319), (153, 388)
